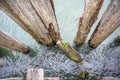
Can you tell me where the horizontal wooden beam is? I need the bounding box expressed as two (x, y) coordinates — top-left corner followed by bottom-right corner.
(89, 0), (120, 48)
(74, 0), (104, 46)
(0, 30), (28, 53)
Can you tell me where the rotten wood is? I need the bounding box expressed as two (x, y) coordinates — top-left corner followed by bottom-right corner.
(89, 0), (120, 48)
(27, 69), (44, 80)
(74, 0), (104, 46)
(57, 40), (83, 63)
(0, 30), (28, 53)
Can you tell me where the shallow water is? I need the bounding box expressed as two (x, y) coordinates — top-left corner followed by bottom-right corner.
(0, 0), (120, 80)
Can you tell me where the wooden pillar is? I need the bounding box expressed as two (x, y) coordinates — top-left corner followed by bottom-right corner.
(0, 0), (82, 63)
(74, 0), (104, 46)
(0, 30), (28, 53)
(0, 0), (54, 45)
(89, 0), (120, 48)
(27, 69), (44, 80)
(57, 40), (83, 63)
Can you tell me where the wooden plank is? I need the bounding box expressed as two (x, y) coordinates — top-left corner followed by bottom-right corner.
(74, 0), (104, 46)
(89, 0), (120, 48)
(0, 30), (28, 53)
(27, 69), (44, 80)
(57, 40), (82, 63)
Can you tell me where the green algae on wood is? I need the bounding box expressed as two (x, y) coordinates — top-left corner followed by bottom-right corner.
(57, 40), (83, 63)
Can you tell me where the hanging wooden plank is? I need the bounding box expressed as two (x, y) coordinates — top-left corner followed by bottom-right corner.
(0, 0), (53, 45)
(74, 0), (104, 46)
(27, 69), (44, 80)
(0, 30), (28, 53)
(89, 0), (120, 48)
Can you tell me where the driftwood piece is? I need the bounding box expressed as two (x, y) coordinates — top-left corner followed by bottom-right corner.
(0, 30), (28, 53)
(89, 0), (120, 48)
(74, 0), (104, 46)
(57, 40), (83, 63)
(27, 69), (44, 80)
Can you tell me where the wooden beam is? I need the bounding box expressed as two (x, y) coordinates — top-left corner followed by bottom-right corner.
(0, 30), (28, 53)
(74, 0), (104, 46)
(0, 0), (82, 63)
(27, 69), (44, 80)
(89, 0), (120, 48)
(0, 0), (54, 45)
(57, 40), (83, 63)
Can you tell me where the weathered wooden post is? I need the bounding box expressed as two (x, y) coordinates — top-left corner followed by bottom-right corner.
(57, 40), (83, 63)
(0, 30), (28, 53)
(0, 0), (53, 45)
(89, 0), (120, 48)
(74, 0), (104, 46)
(0, 0), (82, 63)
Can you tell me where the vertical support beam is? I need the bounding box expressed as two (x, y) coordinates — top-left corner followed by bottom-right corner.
(74, 0), (104, 46)
(0, 30), (28, 53)
(89, 0), (120, 48)
(27, 69), (44, 80)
